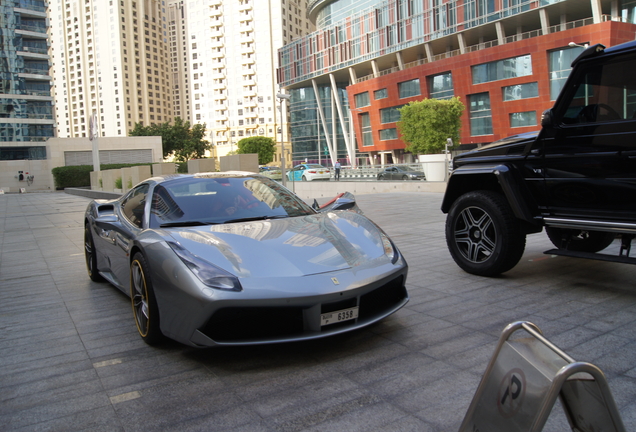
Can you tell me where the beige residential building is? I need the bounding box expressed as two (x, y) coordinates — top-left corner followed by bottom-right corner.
(167, 0), (191, 123)
(49, 0), (173, 138)
(185, 0), (314, 165)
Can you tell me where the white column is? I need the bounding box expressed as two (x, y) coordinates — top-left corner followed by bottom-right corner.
(496, 22), (505, 45)
(591, 0), (602, 23)
(540, 8), (550, 35)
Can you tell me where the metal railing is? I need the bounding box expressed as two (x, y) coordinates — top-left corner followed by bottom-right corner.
(356, 15), (615, 83)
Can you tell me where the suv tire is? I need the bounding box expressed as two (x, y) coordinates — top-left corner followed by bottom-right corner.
(446, 191), (526, 276)
(545, 227), (615, 253)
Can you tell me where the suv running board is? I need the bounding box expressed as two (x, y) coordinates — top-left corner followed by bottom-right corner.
(544, 248), (636, 265)
(544, 218), (636, 235)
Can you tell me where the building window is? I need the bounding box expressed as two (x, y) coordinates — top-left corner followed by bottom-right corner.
(355, 91), (370, 107)
(360, 113), (373, 147)
(469, 93), (493, 136)
(510, 111), (537, 127)
(549, 46), (584, 100)
(380, 105), (404, 123)
(429, 72), (454, 99)
(398, 79), (420, 98)
(472, 55), (532, 84)
(502, 82), (539, 101)
(379, 128), (398, 140)
(374, 88), (388, 100)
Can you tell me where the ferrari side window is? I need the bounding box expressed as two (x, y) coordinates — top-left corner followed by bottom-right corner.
(121, 184), (149, 228)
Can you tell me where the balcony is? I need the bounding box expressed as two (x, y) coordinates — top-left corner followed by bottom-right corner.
(209, 8), (222, 17)
(210, 50), (225, 59)
(210, 38), (224, 48)
(238, 3), (252, 12)
(242, 57), (255, 65)
(212, 81), (226, 90)
(240, 44), (254, 54)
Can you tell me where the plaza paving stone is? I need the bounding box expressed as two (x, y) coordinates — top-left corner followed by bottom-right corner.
(1, 190), (636, 431)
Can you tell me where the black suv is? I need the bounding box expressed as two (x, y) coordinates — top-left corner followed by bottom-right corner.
(442, 41), (636, 276)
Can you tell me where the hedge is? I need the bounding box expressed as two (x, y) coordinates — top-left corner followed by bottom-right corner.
(52, 163), (153, 189)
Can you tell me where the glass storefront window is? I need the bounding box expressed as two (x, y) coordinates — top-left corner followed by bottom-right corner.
(502, 82), (538, 101)
(510, 111), (537, 127)
(429, 72), (454, 99)
(361, 113), (373, 147)
(472, 55), (532, 84)
(355, 91), (370, 107)
(469, 93), (493, 136)
(374, 88), (388, 100)
(380, 105), (404, 123)
(549, 46), (585, 100)
(398, 79), (421, 98)
(379, 128), (398, 140)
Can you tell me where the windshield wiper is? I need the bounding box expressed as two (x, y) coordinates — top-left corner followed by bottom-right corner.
(160, 220), (220, 228)
(222, 215), (289, 224)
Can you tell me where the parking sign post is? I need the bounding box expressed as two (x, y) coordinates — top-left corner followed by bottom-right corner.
(459, 321), (625, 432)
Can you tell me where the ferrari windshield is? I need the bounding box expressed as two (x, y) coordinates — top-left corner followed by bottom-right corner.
(149, 174), (316, 228)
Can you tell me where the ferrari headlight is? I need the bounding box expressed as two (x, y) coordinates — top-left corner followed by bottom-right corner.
(380, 232), (399, 264)
(167, 241), (242, 292)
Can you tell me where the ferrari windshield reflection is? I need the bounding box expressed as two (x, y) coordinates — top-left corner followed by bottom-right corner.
(149, 175), (315, 228)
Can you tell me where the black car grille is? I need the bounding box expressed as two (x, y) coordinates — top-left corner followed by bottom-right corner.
(201, 307), (305, 342)
(359, 275), (406, 320)
(200, 275), (407, 343)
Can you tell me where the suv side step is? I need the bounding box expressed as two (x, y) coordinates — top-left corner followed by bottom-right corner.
(544, 217), (636, 235)
(544, 248), (636, 265)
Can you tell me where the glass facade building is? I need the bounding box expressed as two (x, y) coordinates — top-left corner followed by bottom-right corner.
(0, 0), (54, 148)
(278, 0), (636, 163)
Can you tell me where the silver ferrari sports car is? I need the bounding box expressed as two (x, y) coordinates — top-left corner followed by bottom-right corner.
(84, 172), (409, 347)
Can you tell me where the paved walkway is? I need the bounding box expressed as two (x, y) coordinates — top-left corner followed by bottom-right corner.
(1, 191), (636, 431)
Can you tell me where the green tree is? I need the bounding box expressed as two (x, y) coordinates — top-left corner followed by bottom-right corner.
(236, 136), (276, 165)
(129, 117), (210, 163)
(397, 97), (465, 154)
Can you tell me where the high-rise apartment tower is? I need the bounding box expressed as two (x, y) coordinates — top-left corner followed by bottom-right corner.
(49, 0), (173, 138)
(184, 0), (314, 163)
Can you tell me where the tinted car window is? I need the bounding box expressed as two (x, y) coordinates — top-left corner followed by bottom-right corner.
(561, 55), (636, 124)
(149, 175), (316, 228)
(121, 184), (149, 228)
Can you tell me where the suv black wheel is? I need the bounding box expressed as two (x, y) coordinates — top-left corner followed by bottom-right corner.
(130, 252), (164, 345)
(446, 191), (526, 276)
(545, 227), (615, 253)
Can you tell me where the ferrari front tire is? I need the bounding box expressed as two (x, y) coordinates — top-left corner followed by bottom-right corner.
(130, 252), (164, 345)
(84, 224), (104, 282)
(446, 191), (526, 276)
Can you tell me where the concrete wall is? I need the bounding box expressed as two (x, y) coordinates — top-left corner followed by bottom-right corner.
(0, 136), (162, 193)
(219, 154), (259, 173)
(187, 158), (216, 173)
(152, 163), (176, 176)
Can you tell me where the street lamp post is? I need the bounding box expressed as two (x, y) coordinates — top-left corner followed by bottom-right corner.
(276, 92), (291, 187)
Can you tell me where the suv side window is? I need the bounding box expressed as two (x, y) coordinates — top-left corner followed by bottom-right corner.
(561, 55), (636, 124)
(121, 184), (149, 228)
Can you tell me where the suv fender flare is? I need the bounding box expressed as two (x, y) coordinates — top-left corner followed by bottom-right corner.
(442, 163), (540, 229)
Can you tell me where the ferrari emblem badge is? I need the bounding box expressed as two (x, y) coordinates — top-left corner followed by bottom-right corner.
(331, 277), (340, 285)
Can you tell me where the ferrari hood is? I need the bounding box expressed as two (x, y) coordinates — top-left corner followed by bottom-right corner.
(164, 212), (392, 278)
